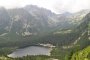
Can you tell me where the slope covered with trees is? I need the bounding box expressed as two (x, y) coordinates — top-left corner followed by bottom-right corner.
(71, 46), (90, 60)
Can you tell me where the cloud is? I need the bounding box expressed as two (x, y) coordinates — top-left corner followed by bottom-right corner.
(0, 0), (90, 13)
(53, 0), (90, 13)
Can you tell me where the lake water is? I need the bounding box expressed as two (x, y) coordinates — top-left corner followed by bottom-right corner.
(8, 46), (52, 58)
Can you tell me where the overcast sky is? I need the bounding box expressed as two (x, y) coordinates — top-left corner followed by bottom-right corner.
(0, 0), (90, 14)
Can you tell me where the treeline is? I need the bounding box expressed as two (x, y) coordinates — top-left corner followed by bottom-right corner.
(0, 55), (51, 60)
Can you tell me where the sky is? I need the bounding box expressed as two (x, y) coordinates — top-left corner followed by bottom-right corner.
(0, 0), (90, 14)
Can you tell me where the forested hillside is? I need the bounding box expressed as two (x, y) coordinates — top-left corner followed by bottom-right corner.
(71, 46), (90, 60)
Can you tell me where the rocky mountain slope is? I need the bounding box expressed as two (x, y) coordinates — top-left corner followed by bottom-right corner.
(0, 5), (89, 37)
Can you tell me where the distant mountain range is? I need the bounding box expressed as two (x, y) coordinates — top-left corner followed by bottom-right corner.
(0, 5), (89, 36)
